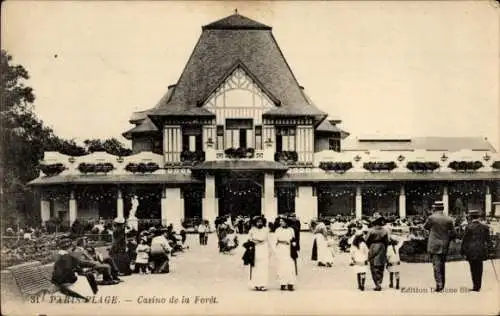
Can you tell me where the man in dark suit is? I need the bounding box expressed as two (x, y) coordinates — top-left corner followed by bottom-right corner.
(423, 201), (456, 292)
(461, 210), (491, 292)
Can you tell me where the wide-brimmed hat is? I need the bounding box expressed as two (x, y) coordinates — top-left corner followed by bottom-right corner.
(113, 217), (125, 224)
(371, 212), (385, 225)
(57, 237), (73, 249)
(252, 215), (267, 226)
(468, 209), (481, 217)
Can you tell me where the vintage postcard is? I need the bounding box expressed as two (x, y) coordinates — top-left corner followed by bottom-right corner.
(1, 1), (499, 315)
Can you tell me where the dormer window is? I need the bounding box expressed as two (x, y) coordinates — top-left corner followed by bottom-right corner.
(182, 126), (202, 152)
(216, 125), (224, 150)
(276, 127), (296, 152)
(329, 139), (341, 152)
(255, 126), (263, 150)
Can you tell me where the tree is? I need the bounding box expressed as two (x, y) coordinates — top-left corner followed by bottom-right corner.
(0, 50), (133, 230)
(84, 138), (132, 156)
(1, 50), (52, 228)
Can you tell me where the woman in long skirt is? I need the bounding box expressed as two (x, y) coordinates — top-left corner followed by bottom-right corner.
(366, 213), (390, 291)
(248, 215), (270, 291)
(274, 217), (296, 291)
(312, 222), (334, 267)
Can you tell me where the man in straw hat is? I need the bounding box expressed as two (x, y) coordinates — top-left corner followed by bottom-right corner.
(423, 200), (456, 292)
(461, 209), (492, 292)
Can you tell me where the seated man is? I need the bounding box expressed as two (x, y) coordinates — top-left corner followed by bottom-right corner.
(150, 229), (171, 273)
(52, 237), (99, 301)
(71, 237), (119, 285)
(86, 246), (122, 282)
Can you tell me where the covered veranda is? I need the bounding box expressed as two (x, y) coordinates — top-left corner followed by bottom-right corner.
(28, 174), (201, 229)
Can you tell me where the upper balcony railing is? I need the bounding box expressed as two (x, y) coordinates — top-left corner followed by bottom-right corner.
(205, 147), (274, 161)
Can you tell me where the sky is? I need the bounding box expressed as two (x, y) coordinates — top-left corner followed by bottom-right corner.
(2, 1), (499, 150)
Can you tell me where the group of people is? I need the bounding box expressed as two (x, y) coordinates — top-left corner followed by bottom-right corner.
(309, 212), (403, 291)
(311, 200), (494, 292)
(51, 235), (121, 302)
(50, 217), (191, 301)
(127, 224), (188, 274)
(424, 202), (492, 292)
(5, 196), (494, 302)
(242, 215), (298, 291)
(237, 199), (494, 293)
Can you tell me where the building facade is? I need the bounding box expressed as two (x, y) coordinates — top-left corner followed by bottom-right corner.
(30, 13), (500, 228)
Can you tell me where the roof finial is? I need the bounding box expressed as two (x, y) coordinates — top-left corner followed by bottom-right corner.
(234, 8), (238, 15)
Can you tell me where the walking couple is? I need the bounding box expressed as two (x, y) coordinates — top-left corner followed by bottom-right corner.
(242, 215), (298, 291)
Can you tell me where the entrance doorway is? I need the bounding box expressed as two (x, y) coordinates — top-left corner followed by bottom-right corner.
(217, 173), (262, 218)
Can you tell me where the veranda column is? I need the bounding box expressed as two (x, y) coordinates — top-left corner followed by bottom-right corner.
(166, 187), (184, 231)
(442, 185), (449, 216)
(116, 188), (125, 221)
(355, 185), (362, 219)
(399, 184), (406, 219)
(40, 196), (51, 225)
(485, 184), (492, 216)
(161, 186), (168, 226)
(203, 174), (218, 230)
(262, 173), (277, 223)
(295, 185), (317, 227)
(69, 190), (77, 225)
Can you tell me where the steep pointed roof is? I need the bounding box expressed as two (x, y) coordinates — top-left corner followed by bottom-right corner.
(315, 117), (350, 139)
(202, 12), (271, 30)
(122, 117), (159, 139)
(316, 118), (339, 133)
(149, 13), (324, 120)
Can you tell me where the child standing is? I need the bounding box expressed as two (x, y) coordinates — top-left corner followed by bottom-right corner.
(135, 238), (150, 274)
(350, 233), (369, 291)
(386, 237), (403, 289)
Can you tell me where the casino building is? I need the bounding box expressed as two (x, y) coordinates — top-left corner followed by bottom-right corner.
(29, 13), (500, 228)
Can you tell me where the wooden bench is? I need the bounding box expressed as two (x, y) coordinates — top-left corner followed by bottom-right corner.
(7, 261), (57, 300)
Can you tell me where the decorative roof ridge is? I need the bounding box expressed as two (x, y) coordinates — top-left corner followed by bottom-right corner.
(197, 59), (281, 107)
(202, 13), (272, 31)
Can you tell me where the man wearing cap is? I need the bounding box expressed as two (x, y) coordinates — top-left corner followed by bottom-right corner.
(461, 210), (491, 292)
(423, 201), (456, 292)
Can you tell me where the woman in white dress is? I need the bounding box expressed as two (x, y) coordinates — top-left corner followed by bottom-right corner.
(248, 216), (270, 291)
(350, 233), (369, 291)
(312, 222), (334, 267)
(274, 217), (297, 291)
